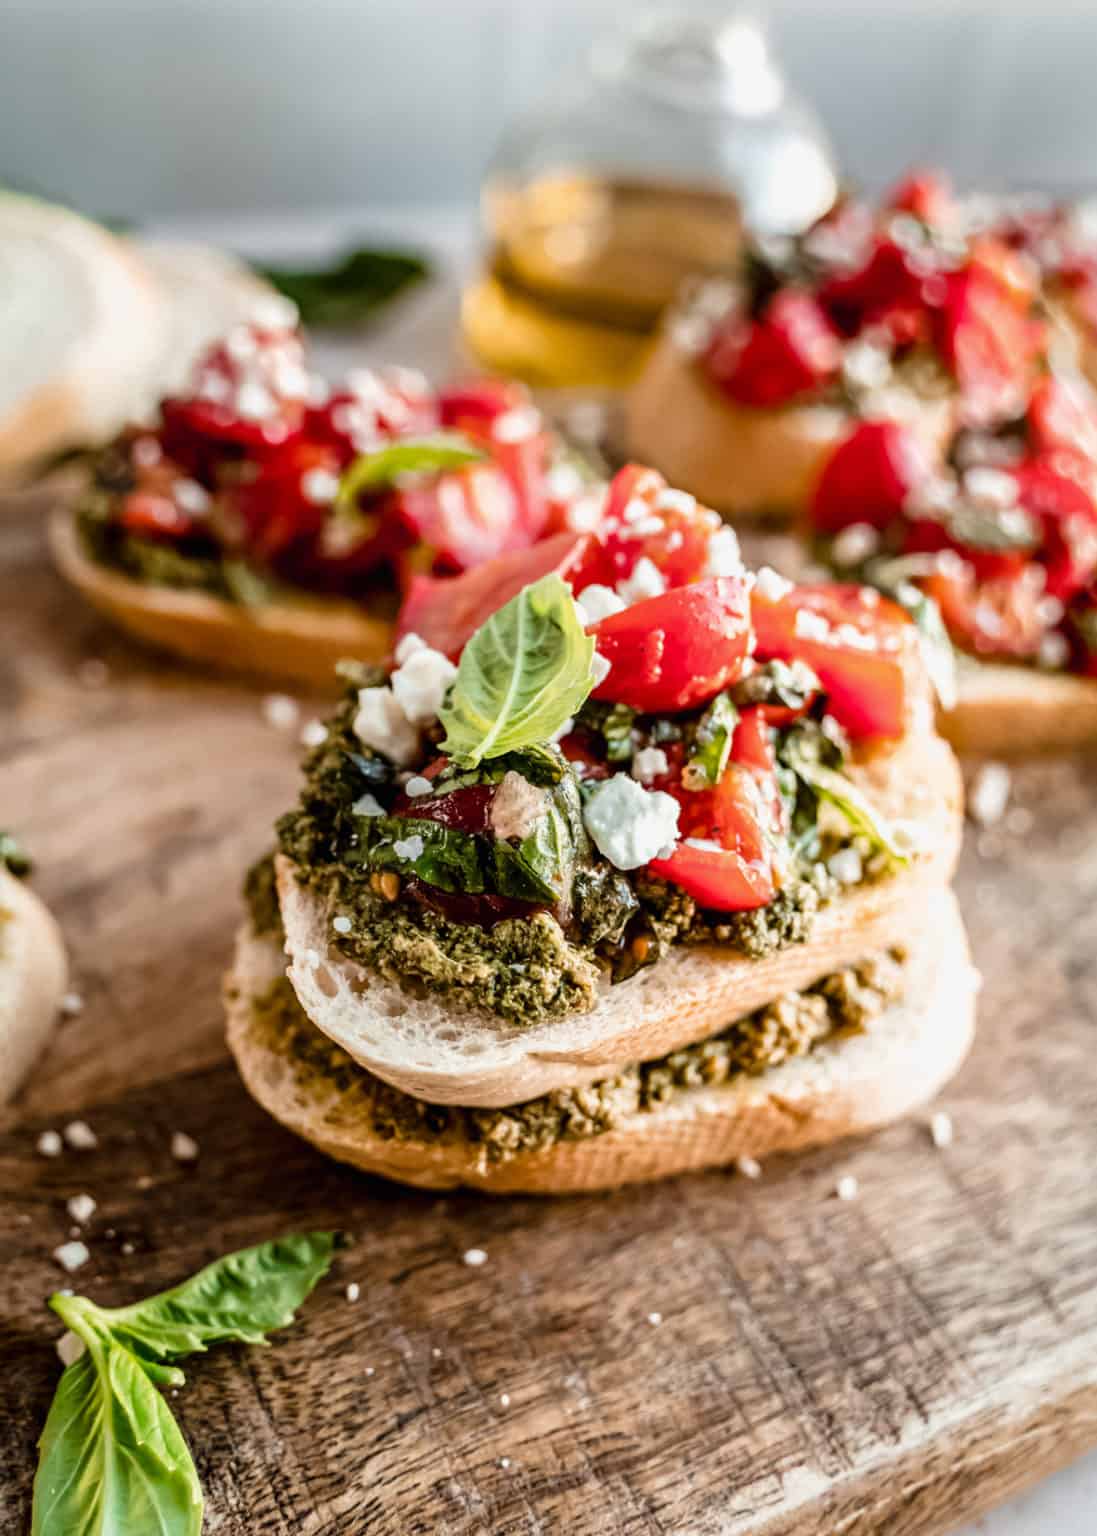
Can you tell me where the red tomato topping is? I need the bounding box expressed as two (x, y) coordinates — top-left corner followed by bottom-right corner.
(901, 510), (1038, 586)
(810, 420), (932, 536)
(161, 325), (309, 468)
(886, 169), (955, 227)
(305, 369), (438, 465)
(648, 838), (774, 911)
(1027, 374), (1097, 465)
(1013, 458), (1097, 601)
(932, 264), (1041, 423)
(575, 463), (722, 592)
(818, 235), (941, 346)
(589, 577), (753, 712)
(922, 563), (1046, 659)
(752, 583), (912, 740)
(230, 440), (346, 561)
(439, 378), (531, 431)
(705, 290), (841, 407)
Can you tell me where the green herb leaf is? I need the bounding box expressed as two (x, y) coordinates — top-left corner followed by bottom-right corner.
(782, 742), (909, 868)
(52, 1232), (338, 1375)
(864, 556), (957, 710)
(221, 558), (274, 608)
(256, 246), (429, 329)
(685, 692), (739, 789)
(356, 815), (487, 894)
(333, 433), (485, 519)
(439, 574), (596, 768)
(0, 829), (32, 877)
(32, 1341), (202, 1536)
(731, 658), (819, 715)
(509, 777), (586, 905)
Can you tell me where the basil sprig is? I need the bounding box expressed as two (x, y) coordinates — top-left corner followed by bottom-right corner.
(779, 726), (909, 869)
(439, 574), (596, 767)
(333, 433), (485, 519)
(32, 1233), (337, 1536)
(684, 692), (739, 789)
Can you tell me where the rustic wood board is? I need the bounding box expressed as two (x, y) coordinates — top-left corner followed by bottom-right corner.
(4, 493), (1097, 1535)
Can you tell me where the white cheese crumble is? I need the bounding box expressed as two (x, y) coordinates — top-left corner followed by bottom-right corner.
(582, 775), (680, 870)
(963, 466), (1019, 510)
(616, 556), (667, 607)
(463, 1248), (488, 1267)
(346, 1282), (361, 1303)
(492, 405), (542, 443)
(173, 479), (211, 516)
(702, 525), (743, 578)
(300, 718), (328, 748)
(235, 379), (278, 422)
(37, 1130), (63, 1158)
(490, 772), (548, 841)
(968, 762), (1011, 827)
(545, 461), (584, 501)
(300, 467), (341, 506)
(591, 652), (612, 687)
(736, 1155), (762, 1180)
(930, 1111), (954, 1148)
(392, 835), (425, 862)
(631, 746), (669, 785)
(390, 645), (457, 726)
(352, 791), (385, 818)
(393, 631), (427, 666)
(262, 693), (299, 731)
(574, 584), (626, 626)
(794, 608), (831, 642)
(647, 1312), (663, 1326)
(60, 992), (84, 1017)
(56, 1330), (86, 1367)
(405, 775), (433, 798)
(353, 686), (420, 766)
(332, 915), (353, 934)
(835, 1175), (860, 1202)
(249, 293), (300, 331)
(754, 566), (794, 602)
(1038, 630), (1070, 670)
(66, 1194), (97, 1225)
(827, 847), (863, 885)
(654, 487), (696, 515)
(171, 1132), (200, 1162)
(54, 1240), (90, 1273)
(64, 1121), (98, 1151)
(831, 522), (881, 567)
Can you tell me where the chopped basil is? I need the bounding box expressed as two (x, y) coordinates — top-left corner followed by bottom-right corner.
(779, 724), (909, 868)
(684, 692), (738, 789)
(256, 246), (429, 329)
(731, 659), (819, 714)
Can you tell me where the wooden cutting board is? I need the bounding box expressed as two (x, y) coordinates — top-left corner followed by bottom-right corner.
(4, 494), (1097, 1536)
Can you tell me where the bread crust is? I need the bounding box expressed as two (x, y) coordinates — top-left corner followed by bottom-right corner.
(49, 507), (392, 686)
(942, 659), (1097, 756)
(226, 890), (975, 1193)
(275, 726), (964, 1109)
(624, 331), (955, 519)
(0, 869), (67, 1104)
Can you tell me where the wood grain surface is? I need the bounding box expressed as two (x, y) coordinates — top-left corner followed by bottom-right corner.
(4, 491), (1097, 1535)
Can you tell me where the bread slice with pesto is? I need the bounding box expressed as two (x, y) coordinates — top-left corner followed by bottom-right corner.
(941, 659), (1097, 756)
(0, 866), (68, 1103)
(226, 888), (975, 1194)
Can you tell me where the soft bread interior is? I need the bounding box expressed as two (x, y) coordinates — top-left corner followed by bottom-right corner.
(0, 869), (67, 1103)
(944, 657), (1097, 756)
(226, 889), (976, 1194)
(276, 728), (963, 1109)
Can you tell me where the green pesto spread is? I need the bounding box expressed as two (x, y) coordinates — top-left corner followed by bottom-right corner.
(242, 943), (906, 1164)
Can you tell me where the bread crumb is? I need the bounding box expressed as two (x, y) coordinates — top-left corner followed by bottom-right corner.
(54, 1240), (90, 1273)
(56, 1330), (86, 1367)
(63, 1121), (97, 1150)
(431, 1346), (442, 1358)
(66, 1194), (97, 1225)
(121, 1241), (136, 1255)
(968, 762), (1011, 827)
(345, 1282), (360, 1302)
(930, 1111), (954, 1148)
(836, 1175), (859, 1202)
(262, 693), (299, 731)
(462, 1248), (488, 1267)
(37, 1130), (63, 1158)
(171, 1132), (199, 1162)
(736, 1155), (762, 1180)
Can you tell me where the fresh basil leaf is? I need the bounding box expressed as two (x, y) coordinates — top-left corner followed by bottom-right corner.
(439, 573), (596, 767)
(333, 433), (485, 520)
(782, 745), (909, 868)
(356, 815), (486, 894)
(731, 658), (819, 714)
(32, 1341), (202, 1536)
(510, 777), (586, 904)
(52, 1232), (338, 1373)
(576, 699), (636, 763)
(221, 558), (274, 608)
(256, 246), (429, 329)
(684, 692), (739, 789)
(573, 865), (639, 945)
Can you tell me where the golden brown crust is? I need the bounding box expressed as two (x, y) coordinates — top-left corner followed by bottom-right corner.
(624, 330), (956, 520)
(49, 507), (392, 687)
(225, 891), (975, 1193)
(0, 869), (67, 1103)
(941, 660), (1097, 756)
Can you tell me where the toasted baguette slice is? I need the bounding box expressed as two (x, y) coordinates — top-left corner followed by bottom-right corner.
(49, 508), (391, 686)
(625, 330), (955, 519)
(942, 658), (1097, 756)
(276, 727), (963, 1109)
(0, 194), (166, 479)
(0, 869), (67, 1103)
(226, 889), (975, 1193)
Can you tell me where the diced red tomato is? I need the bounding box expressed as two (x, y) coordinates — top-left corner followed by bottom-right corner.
(810, 420), (932, 537)
(576, 463), (721, 592)
(305, 370), (438, 464)
(886, 169), (955, 228)
(648, 838), (774, 911)
(589, 577), (753, 712)
(117, 490), (200, 541)
(922, 562), (1047, 659)
(395, 531), (593, 659)
(752, 583), (913, 740)
(161, 326), (309, 468)
(705, 290), (841, 407)
(439, 378), (530, 431)
(818, 235), (940, 346)
(933, 264), (1041, 423)
(395, 461), (523, 571)
(1013, 458), (1097, 601)
(465, 413), (552, 548)
(230, 440), (347, 560)
(901, 512), (1038, 585)
(1027, 374), (1097, 465)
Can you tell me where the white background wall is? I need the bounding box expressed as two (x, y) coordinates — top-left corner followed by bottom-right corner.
(2, 0), (1096, 221)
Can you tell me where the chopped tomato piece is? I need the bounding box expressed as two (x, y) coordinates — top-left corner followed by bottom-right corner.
(705, 290), (841, 407)
(306, 371), (438, 464)
(810, 420), (932, 537)
(901, 513), (1038, 585)
(818, 235), (939, 345)
(396, 461), (523, 571)
(932, 265), (1041, 423)
(395, 531), (592, 659)
(439, 378), (530, 431)
(1013, 458), (1097, 601)
(117, 490), (199, 541)
(232, 440), (346, 560)
(752, 583), (913, 740)
(886, 169), (955, 227)
(648, 839), (774, 911)
(1027, 374), (1097, 465)
(589, 577), (753, 712)
(579, 463), (722, 592)
(161, 326), (308, 467)
(921, 562), (1046, 659)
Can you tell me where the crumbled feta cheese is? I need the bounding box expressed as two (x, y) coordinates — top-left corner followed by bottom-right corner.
(235, 380), (277, 422)
(171, 1132), (199, 1163)
(463, 1248), (488, 1267)
(647, 1311), (663, 1326)
(567, 489), (607, 532)
(345, 1282), (361, 1302)
(842, 338), (892, 393)
(60, 992), (84, 1017)
(249, 293), (300, 331)
(582, 775), (680, 870)
(37, 1130), (63, 1158)
(616, 556), (667, 607)
(173, 479), (211, 516)
(54, 1241), (90, 1273)
(301, 467), (341, 506)
(968, 762), (1011, 827)
(590, 652), (612, 689)
(353, 686), (420, 766)
(545, 462), (584, 500)
(64, 1121), (98, 1150)
(392, 835), (425, 862)
(930, 1111), (954, 1148)
(835, 1175), (859, 1202)
(574, 584), (626, 626)
(736, 1155), (762, 1180)
(631, 747), (669, 785)
(390, 646), (457, 726)
(405, 775), (433, 798)
(493, 405), (542, 443)
(964, 466), (1019, 510)
(132, 436), (162, 469)
(352, 792), (385, 818)
(703, 525), (743, 578)
(754, 566), (794, 602)
(66, 1194), (97, 1225)
(1038, 630), (1070, 670)
(307, 376), (331, 408)
(654, 487), (696, 516)
(394, 632), (427, 666)
(262, 693), (299, 731)
(300, 718), (327, 749)
(56, 1330), (86, 1367)
(831, 522), (881, 567)
(794, 608), (831, 642)
(490, 772), (548, 841)
(332, 915), (353, 934)
(683, 837), (723, 853)
(827, 847), (863, 885)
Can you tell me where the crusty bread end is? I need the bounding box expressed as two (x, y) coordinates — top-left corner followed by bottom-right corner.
(943, 659), (1097, 756)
